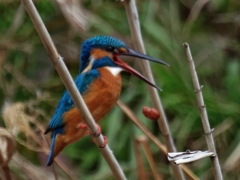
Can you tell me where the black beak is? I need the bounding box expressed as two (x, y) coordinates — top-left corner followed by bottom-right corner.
(113, 48), (169, 91)
(121, 48), (170, 67)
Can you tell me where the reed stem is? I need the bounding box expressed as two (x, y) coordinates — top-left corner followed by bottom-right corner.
(21, 0), (126, 179)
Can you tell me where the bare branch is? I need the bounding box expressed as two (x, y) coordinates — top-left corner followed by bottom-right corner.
(55, 0), (88, 32)
(133, 138), (147, 180)
(117, 100), (199, 180)
(7, 3), (25, 37)
(136, 136), (162, 180)
(0, 128), (16, 180)
(123, 0), (185, 179)
(183, 42), (223, 180)
(21, 0), (126, 179)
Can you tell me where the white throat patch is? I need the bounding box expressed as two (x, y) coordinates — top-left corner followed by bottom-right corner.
(82, 56), (95, 73)
(105, 67), (123, 76)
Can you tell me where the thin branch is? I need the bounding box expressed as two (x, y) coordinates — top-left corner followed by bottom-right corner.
(2, 166), (12, 180)
(182, 0), (210, 35)
(11, 152), (60, 180)
(117, 100), (199, 180)
(224, 140), (240, 171)
(133, 138), (147, 180)
(55, 0), (88, 32)
(136, 136), (162, 180)
(183, 43), (223, 180)
(3, 62), (36, 94)
(7, 3), (25, 37)
(21, 0), (126, 179)
(123, 0), (185, 179)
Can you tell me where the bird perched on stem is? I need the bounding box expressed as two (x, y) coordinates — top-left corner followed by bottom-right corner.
(45, 36), (169, 166)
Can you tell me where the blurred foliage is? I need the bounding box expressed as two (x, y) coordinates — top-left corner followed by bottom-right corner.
(0, 0), (240, 179)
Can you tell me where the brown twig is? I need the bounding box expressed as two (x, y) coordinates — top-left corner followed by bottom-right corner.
(0, 128), (16, 180)
(183, 0), (210, 35)
(2, 166), (12, 180)
(55, 0), (88, 32)
(11, 152), (62, 180)
(3, 62), (36, 94)
(21, 0), (126, 179)
(136, 136), (162, 180)
(183, 43), (223, 180)
(3, 102), (76, 179)
(133, 138), (147, 180)
(123, 0), (185, 179)
(7, 3), (25, 37)
(117, 100), (199, 180)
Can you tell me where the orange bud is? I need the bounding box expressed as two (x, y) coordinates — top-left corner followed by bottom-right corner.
(142, 106), (160, 120)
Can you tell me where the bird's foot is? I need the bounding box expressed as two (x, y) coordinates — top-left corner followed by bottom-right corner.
(94, 123), (102, 136)
(79, 123), (87, 129)
(99, 136), (108, 148)
(79, 123), (102, 136)
(91, 124), (107, 148)
(79, 123), (107, 148)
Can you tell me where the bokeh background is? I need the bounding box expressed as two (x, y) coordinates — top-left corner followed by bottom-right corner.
(0, 0), (239, 179)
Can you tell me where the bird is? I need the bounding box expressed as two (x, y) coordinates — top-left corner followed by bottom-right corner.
(44, 36), (169, 166)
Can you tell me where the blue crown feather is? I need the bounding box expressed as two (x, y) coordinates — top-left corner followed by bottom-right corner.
(79, 36), (128, 73)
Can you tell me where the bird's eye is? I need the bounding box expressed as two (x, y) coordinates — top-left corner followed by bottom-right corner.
(106, 46), (115, 52)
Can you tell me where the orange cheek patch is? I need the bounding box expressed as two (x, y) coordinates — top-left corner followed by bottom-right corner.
(91, 49), (111, 60)
(119, 47), (127, 53)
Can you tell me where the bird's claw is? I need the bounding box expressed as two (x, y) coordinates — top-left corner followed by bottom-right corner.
(79, 123), (87, 129)
(94, 123), (102, 137)
(99, 136), (108, 148)
(79, 123), (103, 137)
(93, 125), (107, 148)
(81, 123), (107, 148)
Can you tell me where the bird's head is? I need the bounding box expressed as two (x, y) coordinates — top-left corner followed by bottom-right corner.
(80, 36), (169, 91)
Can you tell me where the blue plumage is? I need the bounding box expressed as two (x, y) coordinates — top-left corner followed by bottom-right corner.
(45, 35), (167, 166)
(47, 127), (64, 165)
(45, 69), (100, 165)
(46, 69), (100, 133)
(80, 36), (128, 72)
(92, 56), (118, 69)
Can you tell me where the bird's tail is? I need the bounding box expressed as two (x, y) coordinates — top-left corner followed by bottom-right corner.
(47, 128), (64, 166)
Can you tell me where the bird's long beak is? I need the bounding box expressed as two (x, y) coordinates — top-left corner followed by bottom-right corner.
(121, 48), (170, 67)
(113, 48), (169, 91)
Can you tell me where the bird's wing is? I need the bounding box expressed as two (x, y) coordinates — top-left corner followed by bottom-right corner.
(45, 69), (100, 133)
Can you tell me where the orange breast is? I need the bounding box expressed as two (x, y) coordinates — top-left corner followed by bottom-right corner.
(83, 68), (122, 121)
(61, 68), (122, 144)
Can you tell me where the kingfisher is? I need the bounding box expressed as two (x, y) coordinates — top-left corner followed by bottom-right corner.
(45, 36), (169, 166)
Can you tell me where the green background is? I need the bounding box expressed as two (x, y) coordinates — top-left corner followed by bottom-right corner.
(0, 0), (239, 179)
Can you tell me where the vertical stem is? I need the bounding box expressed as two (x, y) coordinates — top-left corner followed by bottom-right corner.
(133, 139), (147, 180)
(21, 0), (126, 179)
(139, 137), (162, 180)
(2, 166), (12, 180)
(117, 100), (199, 180)
(184, 43), (223, 180)
(124, 0), (185, 179)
